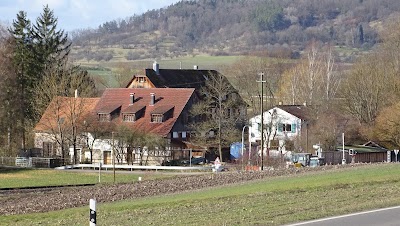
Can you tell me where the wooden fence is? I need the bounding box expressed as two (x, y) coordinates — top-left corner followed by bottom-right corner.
(322, 151), (388, 164)
(0, 157), (62, 168)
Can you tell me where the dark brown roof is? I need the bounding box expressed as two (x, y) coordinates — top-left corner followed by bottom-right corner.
(93, 88), (195, 137)
(131, 69), (220, 90)
(276, 105), (311, 120)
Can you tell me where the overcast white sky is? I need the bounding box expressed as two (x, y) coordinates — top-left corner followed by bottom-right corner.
(0, 0), (180, 32)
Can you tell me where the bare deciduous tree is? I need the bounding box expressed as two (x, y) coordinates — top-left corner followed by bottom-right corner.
(277, 42), (339, 108)
(373, 103), (400, 149)
(190, 72), (245, 160)
(34, 63), (97, 164)
(221, 56), (284, 117)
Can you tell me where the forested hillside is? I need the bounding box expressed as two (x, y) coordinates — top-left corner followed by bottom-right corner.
(70, 0), (400, 62)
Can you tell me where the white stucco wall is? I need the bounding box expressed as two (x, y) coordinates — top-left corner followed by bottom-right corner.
(248, 107), (304, 155)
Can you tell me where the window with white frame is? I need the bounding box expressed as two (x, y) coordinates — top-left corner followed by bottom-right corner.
(98, 113), (110, 122)
(123, 113), (136, 122)
(151, 114), (163, 123)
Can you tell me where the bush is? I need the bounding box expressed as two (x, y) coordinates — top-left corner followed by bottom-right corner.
(126, 51), (141, 60)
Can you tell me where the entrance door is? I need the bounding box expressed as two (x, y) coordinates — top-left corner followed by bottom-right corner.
(103, 151), (112, 165)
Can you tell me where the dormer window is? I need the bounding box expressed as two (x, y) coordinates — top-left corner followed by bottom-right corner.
(122, 105), (145, 122)
(151, 114), (163, 123)
(98, 113), (110, 122)
(97, 105), (121, 122)
(123, 113), (136, 122)
(151, 106), (174, 123)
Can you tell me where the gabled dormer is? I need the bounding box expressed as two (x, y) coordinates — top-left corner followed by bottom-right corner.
(151, 106), (174, 123)
(97, 105), (121, 122)
(125, 74), (155, 89)
(122, 105), (146, 122)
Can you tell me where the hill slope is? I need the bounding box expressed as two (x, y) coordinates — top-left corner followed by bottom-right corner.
(70, 0), (400, 62)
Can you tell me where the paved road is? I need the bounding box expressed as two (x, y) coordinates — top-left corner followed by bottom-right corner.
(287, 206), (400, 226)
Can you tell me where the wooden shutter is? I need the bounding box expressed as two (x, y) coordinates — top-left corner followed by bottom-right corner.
(278, 123), (283, 132)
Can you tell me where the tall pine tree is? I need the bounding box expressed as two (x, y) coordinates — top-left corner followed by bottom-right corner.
(5, 6), (96, 153)
(32, 5), (71, 72)
(8, 11), (36, 150)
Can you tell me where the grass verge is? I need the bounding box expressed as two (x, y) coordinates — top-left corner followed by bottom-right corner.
(2, 164), (400, 225)
(0, 168), (172, 188)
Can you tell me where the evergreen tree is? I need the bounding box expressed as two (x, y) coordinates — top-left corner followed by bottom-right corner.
(4, 6), (96, 153)
(358, 24), (364, 44)
(0, 37), (21, 155)
(32, 5), (71, 71)
(8, 11), (36, 150)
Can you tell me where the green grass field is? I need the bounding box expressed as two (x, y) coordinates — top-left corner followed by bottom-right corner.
(77, 55), (245, 88)
(0, 168), (171, 188)
(2, 164), (400, 225)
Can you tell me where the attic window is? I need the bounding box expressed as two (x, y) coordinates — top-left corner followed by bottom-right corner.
(122, 105), (145, 121)
(151, 114), (163, 123)
(151, 106), (174, 122)
(138, 77), (145, 83)
(123, 113), (136, 122)
(98, 113), (110, 122)
(97, 105), (121, 122)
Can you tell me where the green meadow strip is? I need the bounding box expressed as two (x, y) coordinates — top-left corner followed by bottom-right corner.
(0, 168), (172, 188)
(2, 164), (400, 225)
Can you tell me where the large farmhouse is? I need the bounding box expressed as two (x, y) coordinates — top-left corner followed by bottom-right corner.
(34, 88), (198, 165)
(33, 63), (247, 165)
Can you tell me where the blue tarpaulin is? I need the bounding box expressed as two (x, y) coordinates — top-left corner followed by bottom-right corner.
(230, 142), (243, 160)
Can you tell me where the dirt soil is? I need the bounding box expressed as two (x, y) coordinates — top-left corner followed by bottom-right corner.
(0, 164), (368, 215)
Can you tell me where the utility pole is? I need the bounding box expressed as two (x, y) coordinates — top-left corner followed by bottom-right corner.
(257, 72), (265, 170)
(112, 131), (115, 183)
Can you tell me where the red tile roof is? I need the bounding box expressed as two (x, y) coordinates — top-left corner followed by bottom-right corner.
(151, 105), (174, 114)
(93, 88), (195, 137)
(34, 97), (100, 132)
(122, 105), (146, 113)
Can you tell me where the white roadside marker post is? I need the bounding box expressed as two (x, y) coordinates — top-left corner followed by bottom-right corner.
(90, 199), (96, 226)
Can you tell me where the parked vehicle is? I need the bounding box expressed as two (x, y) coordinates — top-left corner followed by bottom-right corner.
(309, 156), (325, 167)
(161, 157), (206, 166)
(291, 153), (324, 167)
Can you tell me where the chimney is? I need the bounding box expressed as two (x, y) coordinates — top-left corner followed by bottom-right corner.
(193, 65), (198, 70)
(150, 93), (155, 106)
(179, 61), (182, 69)
(129, 93), (135, 105)
(74, 89), (78, 98)
(153, 61), (159, 75)
(303, 102), (307, 106)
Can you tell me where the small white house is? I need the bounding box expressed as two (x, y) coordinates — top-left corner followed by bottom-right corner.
(249, 105), (311, 158)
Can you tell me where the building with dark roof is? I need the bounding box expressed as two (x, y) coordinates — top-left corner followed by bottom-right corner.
(126, 62), (220, 90)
